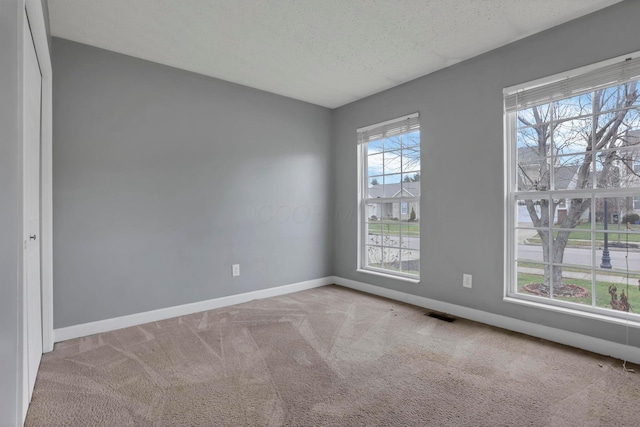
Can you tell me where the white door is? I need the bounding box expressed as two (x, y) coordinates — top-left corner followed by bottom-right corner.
(23, 9), (43, 411)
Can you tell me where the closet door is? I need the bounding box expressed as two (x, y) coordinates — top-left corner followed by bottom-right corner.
(23, 7), (43, 410)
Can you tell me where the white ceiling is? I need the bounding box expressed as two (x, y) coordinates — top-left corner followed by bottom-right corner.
(47, 0), (621, 108)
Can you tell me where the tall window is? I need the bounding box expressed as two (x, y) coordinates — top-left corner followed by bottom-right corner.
(505, 53), (640, 321)
(358, 113), (420, 280)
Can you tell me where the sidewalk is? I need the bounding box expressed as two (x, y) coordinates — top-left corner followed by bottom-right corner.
(519, 266), (639, 286)
(519, 227), (640, 252)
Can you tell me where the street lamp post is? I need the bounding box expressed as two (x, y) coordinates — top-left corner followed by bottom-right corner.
(600, 199), (612, 269)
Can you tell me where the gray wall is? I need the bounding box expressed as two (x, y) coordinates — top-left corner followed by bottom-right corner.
(52, 39), (332, 328)
(332, 0), (640, 347)
(0, 1), (22, 425)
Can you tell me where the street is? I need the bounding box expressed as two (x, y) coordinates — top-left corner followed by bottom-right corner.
(518, 244), (640, 271)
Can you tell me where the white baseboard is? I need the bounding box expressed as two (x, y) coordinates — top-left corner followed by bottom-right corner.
(53, 277), (333, 343)
(332, 276), (640, 365)
(54, 275), (640, 365)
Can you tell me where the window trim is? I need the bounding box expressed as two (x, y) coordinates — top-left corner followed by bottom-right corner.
(504, 50), (640, 325)
(357, 113), (421, 282)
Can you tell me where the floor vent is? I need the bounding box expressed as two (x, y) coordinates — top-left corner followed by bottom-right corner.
(426, 312), (455, 322)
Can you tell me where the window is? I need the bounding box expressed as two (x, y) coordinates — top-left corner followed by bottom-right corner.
(505, 52), (640, 321)
(358, 113), (420, 280)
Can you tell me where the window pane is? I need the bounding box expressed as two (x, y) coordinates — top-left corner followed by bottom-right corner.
(553, 94), (592, 120)
(550, 267), (592, 305)
(367, 202), (394, 221)
(515, 229), (545, 263)
(402, 131), (420, 148)
(384, 150), (402, 175)
(366, 245), (383, 269)
(365, 202), (381, 221)
(367, 152), (384, 177)
(385, 136), (402, 151)
(620, 150), (634, 180)
(384, 173), (402, 184)
(401, 176), (420, 197)
(384, 174), (402, 197)
(596, 146), (640, 189)
(552, 197), (591, 228)
(594, 231), (640, 271)
(402, 249), (420, 276)
(551, 230), (593, 268)
(400, 202), (419, 223)
(402, 178), (420, 198)
(517, 124), (551, 157)
(554, 154), (591, 190)
(516, 262), (550, 300)
(516, 198), (551, 227)
(518, 156), (550, 191)
(627, 108), (640, 124)
(517, 104), (551, 127)
(367, 178), (383, 199)
(400, 223), (420, 250)
(402, 146), (420, 173)
(553, 118), (591, 155)
(365, 220), (382, 245)
(382, 247), (400, 271)
(382, 219), (401, 247)
(367, 139), (383, 153)
(597, 84), (636, 113)
(595, 272), (640, 313)
(594, 110), (637, 152)
(594, 197), (622, 233)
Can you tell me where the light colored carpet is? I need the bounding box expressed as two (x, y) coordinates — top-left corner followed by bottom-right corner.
(26, 285), (640, 426)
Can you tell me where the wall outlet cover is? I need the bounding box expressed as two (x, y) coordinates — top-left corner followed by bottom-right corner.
(463, 273), (472, 288)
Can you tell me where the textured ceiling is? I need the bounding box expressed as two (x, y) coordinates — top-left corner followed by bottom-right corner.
(47, 0), (621, 108)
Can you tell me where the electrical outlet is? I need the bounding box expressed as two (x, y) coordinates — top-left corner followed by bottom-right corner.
(232, 264), (240, 277)
(463, 273), (472, 288)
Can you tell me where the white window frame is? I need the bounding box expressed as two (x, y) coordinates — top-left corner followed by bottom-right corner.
(357, 113), (420, 283)
(504, 51), (640, 327)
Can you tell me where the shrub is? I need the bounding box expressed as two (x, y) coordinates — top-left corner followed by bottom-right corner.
(622, 213), (640, 225)
(369, 215), (378, 221)
(409, 207), (416, 222)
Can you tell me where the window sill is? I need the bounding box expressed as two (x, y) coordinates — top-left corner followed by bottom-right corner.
(503, 295), (640, 329)
(357, 268), (420, 284)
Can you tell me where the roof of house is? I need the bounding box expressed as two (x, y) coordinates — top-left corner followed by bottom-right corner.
(368, 181), (420, 199)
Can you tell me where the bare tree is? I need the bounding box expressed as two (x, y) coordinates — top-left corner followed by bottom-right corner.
(382, 132), (420, 173)
(518, 82), (639, 292)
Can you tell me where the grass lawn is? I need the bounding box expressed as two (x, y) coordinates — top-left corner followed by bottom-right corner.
(367, 221), (420, 237)
(517, 261), (640, 276)
(517, 272), (640, 312)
